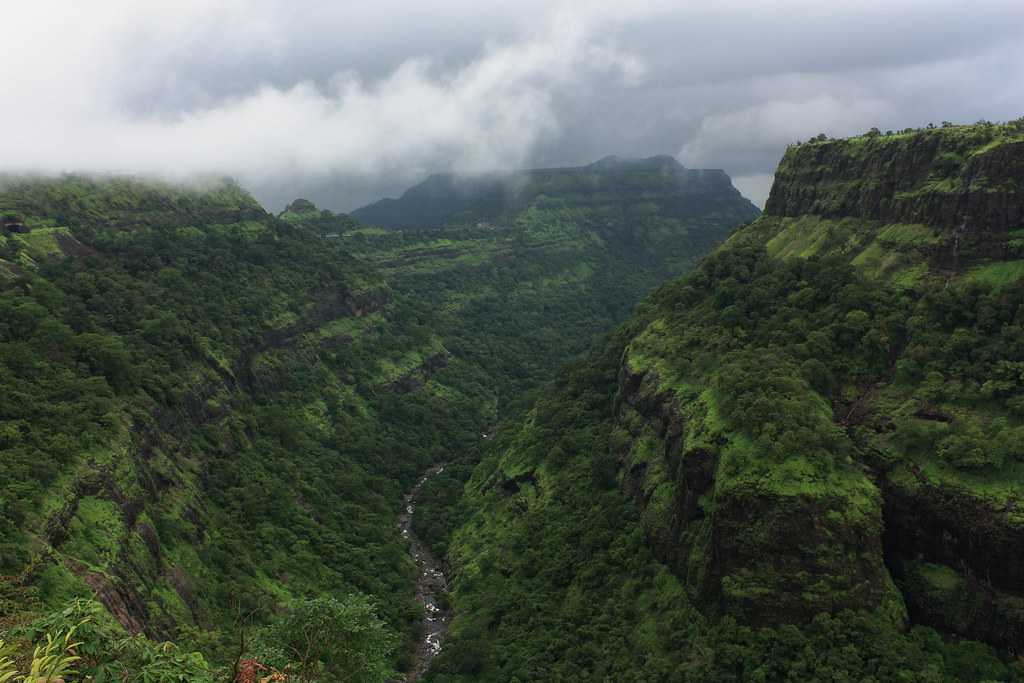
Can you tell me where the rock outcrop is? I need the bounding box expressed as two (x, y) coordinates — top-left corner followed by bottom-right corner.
(613, 355), (893, 626)
(766, 128), (1024, 264)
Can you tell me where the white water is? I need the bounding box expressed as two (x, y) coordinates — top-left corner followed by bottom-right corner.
(396, 464), (451, 681)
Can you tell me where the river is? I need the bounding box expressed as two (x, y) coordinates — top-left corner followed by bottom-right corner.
(396, 464), (452, 682)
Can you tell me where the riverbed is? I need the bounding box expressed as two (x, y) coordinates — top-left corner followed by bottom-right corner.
(396, 464), (452, 681)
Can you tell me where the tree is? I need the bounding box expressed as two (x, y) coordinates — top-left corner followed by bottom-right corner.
(252, 595), (397, 683)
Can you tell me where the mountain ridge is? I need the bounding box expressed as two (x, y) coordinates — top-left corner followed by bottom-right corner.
(351, 155), (757, 230)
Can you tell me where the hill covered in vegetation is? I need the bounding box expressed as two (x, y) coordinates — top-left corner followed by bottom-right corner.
(431, 120), (1024, 681)
(351, 155), (759, 232)
(0, 165), (756, 678)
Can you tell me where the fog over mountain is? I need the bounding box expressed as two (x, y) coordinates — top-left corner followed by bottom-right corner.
(4, 0), (1023, 210)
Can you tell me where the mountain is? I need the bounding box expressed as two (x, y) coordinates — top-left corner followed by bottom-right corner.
(0, 164), (755, 677)
(7, 121), (1023, 680)
(434, 120), (1024, 681)
(351, 155), (759, 230)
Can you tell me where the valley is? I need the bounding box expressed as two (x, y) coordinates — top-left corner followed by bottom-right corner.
(5, 2), (1023, 680)
(2, 122), (1024, 682)
(397, 463), (452, 682)
(429, 120), (1024, 681)
(0, 158), (757, 678)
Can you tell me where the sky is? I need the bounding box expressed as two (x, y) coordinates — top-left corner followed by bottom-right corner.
(3, 0), (1023, 211)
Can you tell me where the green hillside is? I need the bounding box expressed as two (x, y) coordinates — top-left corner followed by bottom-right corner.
(433, 121), (1024, 681)
(0, 167), (754, 678)
(351, 155), (759, 232)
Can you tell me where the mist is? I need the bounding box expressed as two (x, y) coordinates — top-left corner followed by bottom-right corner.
(4, 0), (1023, 211)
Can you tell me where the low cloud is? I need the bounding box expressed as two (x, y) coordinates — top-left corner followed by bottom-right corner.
(3, 4), (643, 189)
(3, 1), (1023, 211)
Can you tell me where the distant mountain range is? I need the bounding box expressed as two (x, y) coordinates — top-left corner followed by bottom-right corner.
(352, 155), (758, 229)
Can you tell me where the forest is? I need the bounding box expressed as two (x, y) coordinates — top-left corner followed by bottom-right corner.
(429, 121), (1024, 681)
(0, 165), (757, 679)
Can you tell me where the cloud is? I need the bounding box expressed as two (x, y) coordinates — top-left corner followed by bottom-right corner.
(731, 175), (776, 210)
(1, 1), (648, 201)
(2, 0), (1023, 211)
(677, 43), (1024, 202)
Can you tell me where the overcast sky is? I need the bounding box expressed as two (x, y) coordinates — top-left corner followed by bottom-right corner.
(3, 0), (1023, 211)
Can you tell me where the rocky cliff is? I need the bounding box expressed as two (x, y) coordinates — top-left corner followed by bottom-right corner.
(765, 123), (1024, 268)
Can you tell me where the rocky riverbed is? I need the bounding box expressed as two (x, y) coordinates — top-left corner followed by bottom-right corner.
(397, 464), (452, 681)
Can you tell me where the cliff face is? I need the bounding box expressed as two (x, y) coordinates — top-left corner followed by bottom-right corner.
(351, 155), (759, 230)
(765, 126), (1024, 265)
(608, 121), (1024, 651)
(612, 358), (893, 626)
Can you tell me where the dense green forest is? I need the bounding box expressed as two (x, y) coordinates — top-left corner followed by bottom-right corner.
(0, 164), (756, 679)
(430, 120), (1024, 681)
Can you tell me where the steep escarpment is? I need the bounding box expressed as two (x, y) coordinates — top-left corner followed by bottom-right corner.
(766, 127), (1024, 234)
(614, 120), (1024, 649)
(764, 122), (1024, 272)
(437, 121), (1024, 682)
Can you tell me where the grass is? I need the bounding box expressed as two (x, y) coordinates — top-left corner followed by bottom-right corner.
(343, 227), (390, 237)
(372, 337), (445, 384)
(763, 215), (872, 261)
(877, 223), (942, 247)
(624, 319), (680, 390)
(765, 216), (831, 259)
(889, 262), (929, 290)
(894, 176), (961, 200)
(11, 226), (72, 260)
(62, 497), (126, 569)
(968, 135), (1024, 157)
(965, 260), (1024, 288)
(916, 563), (963, 592)
(908, 454), (1024, 526)
(851, 240), (912, 280)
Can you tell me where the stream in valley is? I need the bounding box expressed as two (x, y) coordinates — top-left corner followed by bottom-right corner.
(397, 464), (452, 682)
